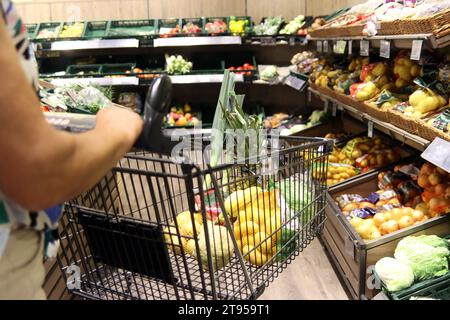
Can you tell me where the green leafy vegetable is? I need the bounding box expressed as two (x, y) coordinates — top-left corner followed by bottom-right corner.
(375, 257), (415, 292)
(394, 235), (450, 281)
(166, 54), (193, 75)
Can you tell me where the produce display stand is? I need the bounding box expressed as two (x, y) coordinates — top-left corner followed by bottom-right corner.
(373, 236), (450, 300)
(323, 173), (450, 299)
(32, 12), (450, 300)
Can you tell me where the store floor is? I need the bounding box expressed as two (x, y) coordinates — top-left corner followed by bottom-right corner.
(259, 239), (349, 300)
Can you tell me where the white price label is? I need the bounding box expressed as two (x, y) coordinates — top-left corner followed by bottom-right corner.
(323, 40), (329, 53)
(289, 37), (296, 46)
(380, 40), (390, 59)
(286, 75), (306, 91)
(334, 40), (347, 54)
(324, 100), (330, 113)
(261, 37), (276, 46)
(368, 121), (374, 138)
(360, 40), (370, 56)
(411, 40), (423, 61)
(348, 40), (353, 55)
(308, 90), (312, 102)
(317, 40), (323, 52)
(332, 104), (337, 117)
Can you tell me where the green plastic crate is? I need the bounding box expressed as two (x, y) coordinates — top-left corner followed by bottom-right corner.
(228, 16), (252, 36)
(107, 19), (157, 38)
(203, 17), (229, 35)
(35, 22), (63, 40)
(83, 21), (110, 39)
(58, 21), (86, 39)
(180, 18), (204, 35)
(66, 64), (102, 75)
(25, 23), (39, 39)
(100, 63), (136, 74)
(158, 18), (181, 36)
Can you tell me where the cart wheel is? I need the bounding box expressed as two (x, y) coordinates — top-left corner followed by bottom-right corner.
(250, 285), (266, 300)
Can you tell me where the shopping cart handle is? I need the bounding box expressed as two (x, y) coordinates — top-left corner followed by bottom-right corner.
(45, 76), (178, 155)
(135, 75), (179, 155)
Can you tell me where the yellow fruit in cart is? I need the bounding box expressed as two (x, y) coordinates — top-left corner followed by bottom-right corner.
(239, 204), (265, 225)
(176, 211), (202, 237)
(184, 238), (197, 257)
(224, 186), (262, 219)
(241, 232), (271, 249)
(164, 226), (188, 255)
(234, 220), (260, 240)
(242, 245), (270, 266)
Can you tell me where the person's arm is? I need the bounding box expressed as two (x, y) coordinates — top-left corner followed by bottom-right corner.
(0, 20), (143, 211)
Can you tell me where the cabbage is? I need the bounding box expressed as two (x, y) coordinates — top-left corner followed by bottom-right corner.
(279, 173), (315, 224)
(375, 257), (414, 292)
(394, 235), (450, 282)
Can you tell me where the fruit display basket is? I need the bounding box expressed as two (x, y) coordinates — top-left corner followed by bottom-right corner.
(321, 171), (450, 300)
(83, 21), (110, 39)
(203, 17), (229, 35)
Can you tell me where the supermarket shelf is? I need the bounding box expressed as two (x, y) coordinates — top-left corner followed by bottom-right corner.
(169, 73), (244, 84)
(34, 35), (307, 54)
(49, 76), (139, 86)
(308, 87), (431, 151)
(153, 36), (242, 47)
(309, 33), (449, 50)
(45, 74), (244, 86)
(50, 38), (140, 51)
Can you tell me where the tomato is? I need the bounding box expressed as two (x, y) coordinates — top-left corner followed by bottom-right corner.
(133, 68), (143, 74)
(245, 71), (252, 77)
(229, 66), (236, 71)
(243, 63), (252, 69)
(41, 105), (50, 112)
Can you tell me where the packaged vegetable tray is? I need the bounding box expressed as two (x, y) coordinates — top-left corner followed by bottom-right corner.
(375, 235), (450, 300)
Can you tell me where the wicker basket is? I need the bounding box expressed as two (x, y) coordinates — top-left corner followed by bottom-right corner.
(377, 20), (401, 35)
(387, 109), (420, 135)
(399, 9), (450, 35)
(364, 102), (389, 122)
(334, 23), (365, 37)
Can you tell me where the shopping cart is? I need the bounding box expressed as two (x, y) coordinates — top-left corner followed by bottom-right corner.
(47, 76), (333, 300)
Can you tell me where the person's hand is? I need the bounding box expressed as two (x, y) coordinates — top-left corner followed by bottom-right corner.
(96, 106), (143, 147)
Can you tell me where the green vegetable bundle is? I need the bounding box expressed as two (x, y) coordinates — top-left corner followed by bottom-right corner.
(166, 54), (193, 75)
(394, 235), (450, 282)
(279, 15), (305, 35)
(254, 16), (284, 36)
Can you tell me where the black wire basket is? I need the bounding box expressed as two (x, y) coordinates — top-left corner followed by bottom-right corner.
(57, 133), (332, 300)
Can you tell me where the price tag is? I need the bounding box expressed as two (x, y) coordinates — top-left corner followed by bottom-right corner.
(368, 120), (374, 138)
(411, 40), (423, 61)
(324, 100), (330, 113)
(336, 40), (347, 54)
(285, 75), (306, 91)
(360, 40), (370, 56)
(380, 40), (390, 59)
(261, 37), (276, 46)
(323, 40), (329, 53)
(332, 103), (337, 117)
(289, 37), (296, 46)
(348, 40), (353, 56)
(421, 137), (450, 173)
(308, 90), (312, 102)
(317, 40), (323, 52)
